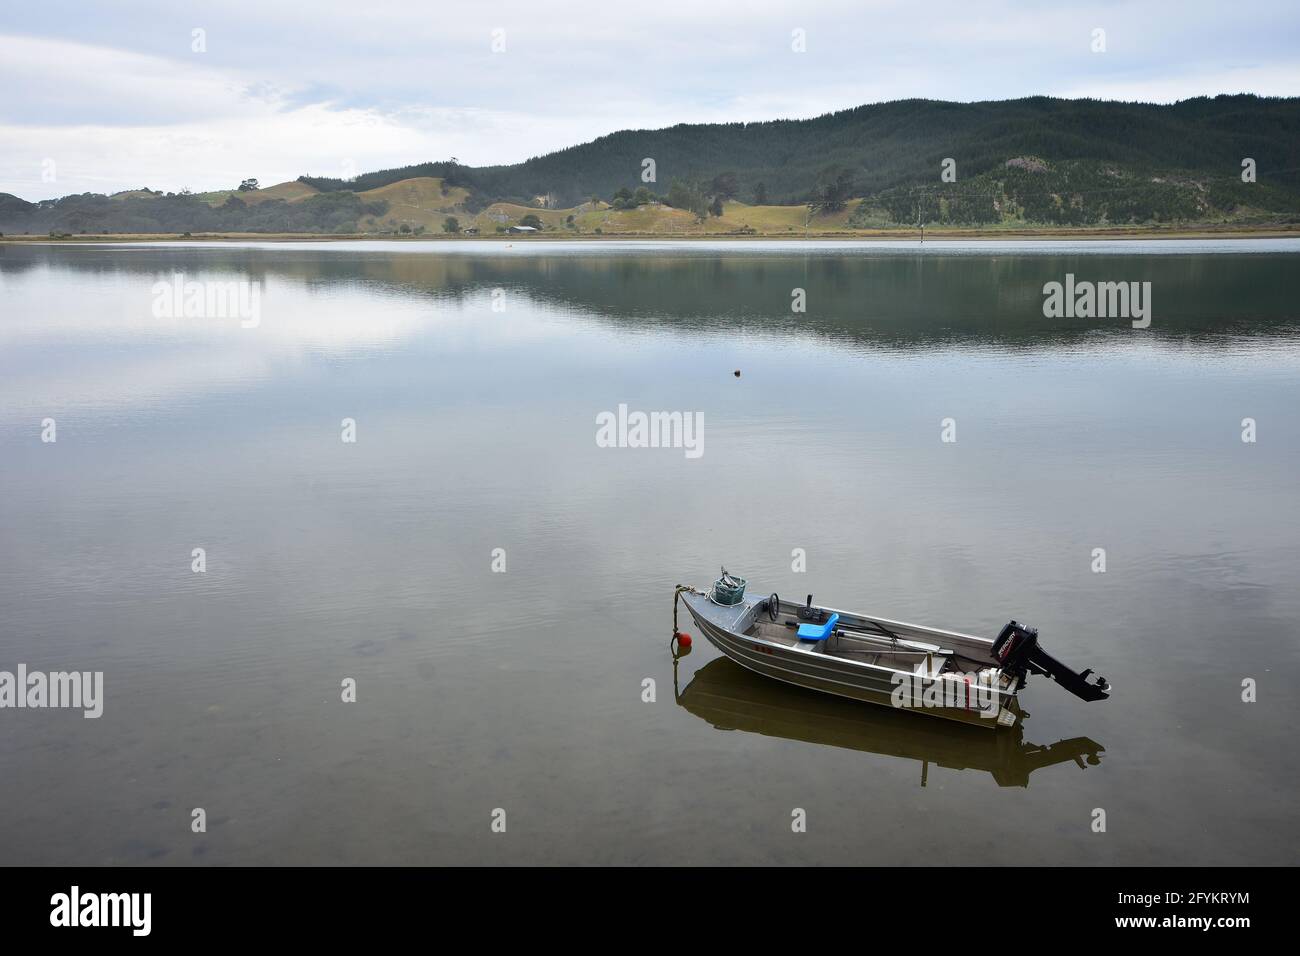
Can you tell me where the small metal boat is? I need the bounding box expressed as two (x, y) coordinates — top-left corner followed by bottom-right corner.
(676, 657), (1105, 787)
(674, 570), (1110, 731)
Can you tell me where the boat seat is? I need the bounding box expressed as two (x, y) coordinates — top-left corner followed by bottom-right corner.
(796, 613), (840, 642)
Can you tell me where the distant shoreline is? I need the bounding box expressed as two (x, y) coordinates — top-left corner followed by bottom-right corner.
(4, 223), (1299, 244)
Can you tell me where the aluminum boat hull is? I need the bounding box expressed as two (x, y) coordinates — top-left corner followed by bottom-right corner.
(680, 589), (1021, 730)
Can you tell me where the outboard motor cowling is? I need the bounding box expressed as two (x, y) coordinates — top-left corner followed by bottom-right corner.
(992, 621), (1039, 670)
(992, 620), (1110, 703)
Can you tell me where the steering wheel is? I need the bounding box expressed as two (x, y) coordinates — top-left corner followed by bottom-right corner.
(767, 593), (780, 622)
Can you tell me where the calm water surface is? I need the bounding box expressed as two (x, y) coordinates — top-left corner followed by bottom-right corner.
(1, 239), (1298, 864)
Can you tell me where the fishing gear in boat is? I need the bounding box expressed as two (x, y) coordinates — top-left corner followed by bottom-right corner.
(709, 568), (747, 606)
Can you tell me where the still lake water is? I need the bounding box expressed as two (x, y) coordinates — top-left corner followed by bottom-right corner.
(1, 238), (1298, 865)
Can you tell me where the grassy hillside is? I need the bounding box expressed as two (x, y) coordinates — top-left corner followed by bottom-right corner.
(193, 180), (320, 206)
(356, 177), (471, 232)
(451, 196), (863, 236)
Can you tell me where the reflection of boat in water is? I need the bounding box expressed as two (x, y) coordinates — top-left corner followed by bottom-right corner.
(675, 657), (1104, 788)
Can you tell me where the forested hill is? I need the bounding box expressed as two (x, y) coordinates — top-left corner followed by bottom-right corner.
(5, 95), (1299, 235)
(300, 95), (1300, 206)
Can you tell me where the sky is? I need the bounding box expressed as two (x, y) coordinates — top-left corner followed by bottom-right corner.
(2, 0), (1298, 200)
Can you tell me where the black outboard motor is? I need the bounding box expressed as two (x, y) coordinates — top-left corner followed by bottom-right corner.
(992, 621), (1110, 702)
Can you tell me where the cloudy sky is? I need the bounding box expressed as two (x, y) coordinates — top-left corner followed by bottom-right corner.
(3, 0), (1298, 200)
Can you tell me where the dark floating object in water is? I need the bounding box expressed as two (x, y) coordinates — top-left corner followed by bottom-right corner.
(733, 369), (741, 377)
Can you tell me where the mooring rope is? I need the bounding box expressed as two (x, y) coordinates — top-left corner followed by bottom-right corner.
(670, 584), (703, 656)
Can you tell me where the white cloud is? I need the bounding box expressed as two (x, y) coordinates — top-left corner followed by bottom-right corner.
(0, 34), (263, 125)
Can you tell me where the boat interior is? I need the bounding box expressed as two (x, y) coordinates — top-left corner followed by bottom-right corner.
(743, 597), (1002, 679)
